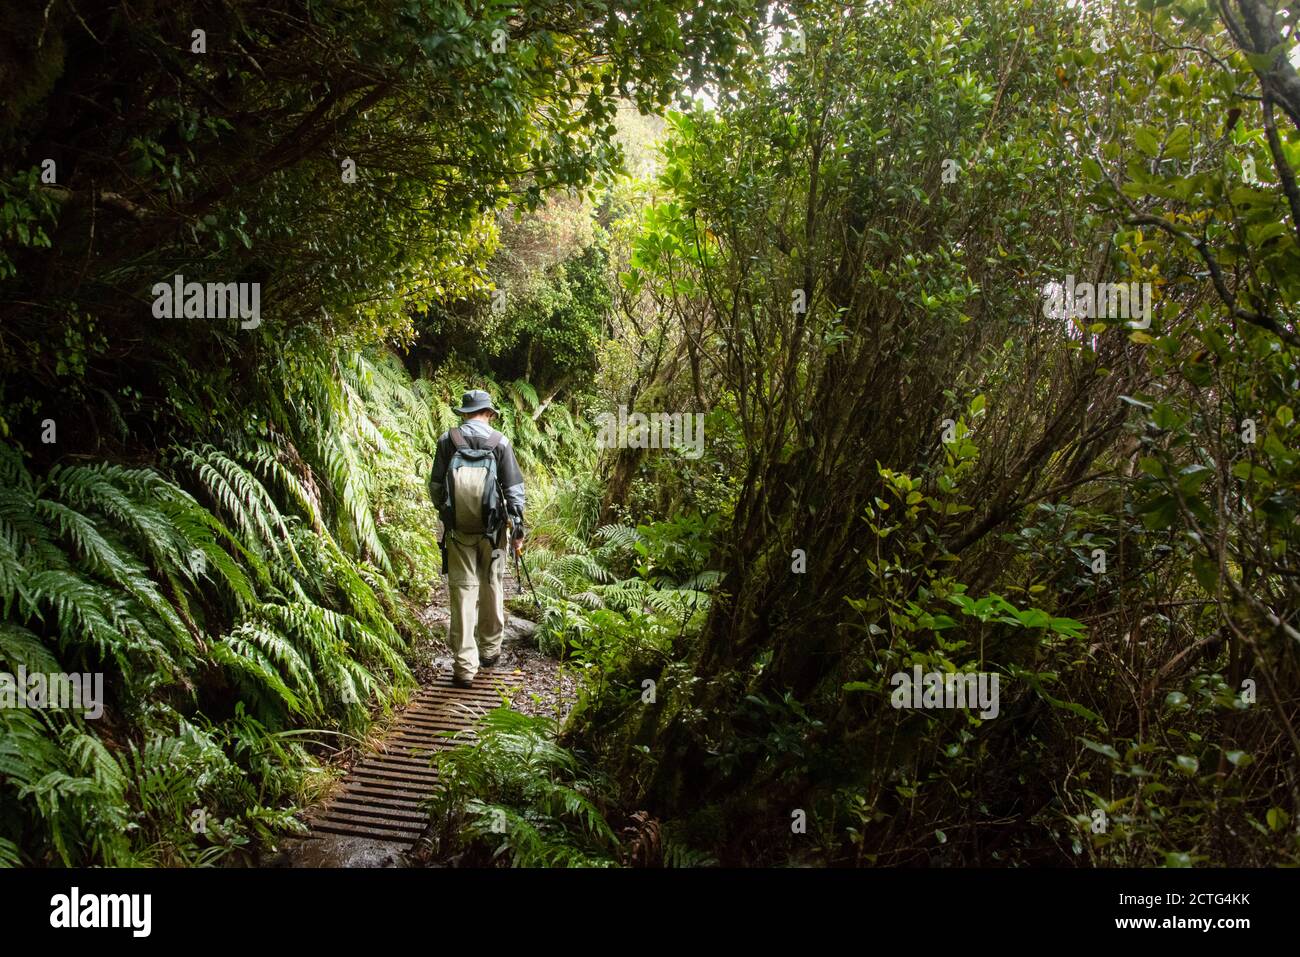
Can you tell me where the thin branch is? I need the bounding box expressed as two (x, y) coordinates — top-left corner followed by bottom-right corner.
(1261, 96), (1300, 245)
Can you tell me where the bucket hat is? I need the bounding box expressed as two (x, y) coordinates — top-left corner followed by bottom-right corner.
(454, 389), (498, 415)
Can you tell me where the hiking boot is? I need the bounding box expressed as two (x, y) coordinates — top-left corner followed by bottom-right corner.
(480, 654), (499, 669)
(451, 674), (475, 689)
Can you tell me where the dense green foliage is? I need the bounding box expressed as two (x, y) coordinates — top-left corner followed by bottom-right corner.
(554, 0), (1300, 866)
(0, 0), (755, 865)
(3, 0), (1298, 870)
(429, 708), (621, 867)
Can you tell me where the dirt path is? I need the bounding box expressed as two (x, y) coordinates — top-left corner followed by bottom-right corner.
(415, 602), (578, 724)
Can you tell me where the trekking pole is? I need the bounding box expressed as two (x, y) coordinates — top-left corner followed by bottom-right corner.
(506, 515), (541, 610)
(511, 544), (523, 597)
(496, 475), (542, 611)
(515, 546), (541, 611)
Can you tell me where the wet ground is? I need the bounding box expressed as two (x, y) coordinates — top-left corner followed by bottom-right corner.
(417, 609), (579, 725)
(265, 579), (576, 868)
(267, 833), (408, 868)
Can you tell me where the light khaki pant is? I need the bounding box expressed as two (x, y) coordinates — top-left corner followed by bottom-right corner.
(446, 529), (506, 680)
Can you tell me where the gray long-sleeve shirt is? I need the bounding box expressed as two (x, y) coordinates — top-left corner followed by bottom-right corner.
(429, 419), (526, 526)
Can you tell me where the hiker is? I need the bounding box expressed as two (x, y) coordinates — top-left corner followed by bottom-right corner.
(429, 389), (526, 688)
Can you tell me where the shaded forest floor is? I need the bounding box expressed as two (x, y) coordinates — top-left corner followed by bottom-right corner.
(265, 571), (575, 867)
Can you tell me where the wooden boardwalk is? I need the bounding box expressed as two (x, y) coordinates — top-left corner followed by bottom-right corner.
(305, 672), (523, 847)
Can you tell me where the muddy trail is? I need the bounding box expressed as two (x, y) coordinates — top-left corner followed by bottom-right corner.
(267, 569), (576, 867)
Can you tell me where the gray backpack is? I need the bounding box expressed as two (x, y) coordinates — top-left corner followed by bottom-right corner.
(440, 427), (503, 537)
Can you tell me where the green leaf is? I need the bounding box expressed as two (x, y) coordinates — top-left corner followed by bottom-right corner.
(1017, 670), (1105, 726)
(1139, 495), (1178, 530)
(1183, 358), (1213, 387)
(1134, 127), (1160, 157)
(1192, 555), (1218, 593)
(1178, 463), (1213, 494)
(1165, 124), (1191, 160)
(1049, 616), (1086, 638)
(1138, 456), (1167, 478)
(1080, 737), (1120, 761)
(1017, 608), (1052, 628)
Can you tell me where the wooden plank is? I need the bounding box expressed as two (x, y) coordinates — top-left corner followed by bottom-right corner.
(308, 668), (526, 844)
(338, 780), (430, 799)
(311, 820), (418, 844)
(328, 800), (429, 823)
(317, 809), (424, 834)
(348, 765), (440, 786)
(335, 789), (427, 810)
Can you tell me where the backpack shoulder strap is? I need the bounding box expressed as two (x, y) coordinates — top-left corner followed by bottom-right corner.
(482, 430), (503, 451)
(448, 427), (466, 449)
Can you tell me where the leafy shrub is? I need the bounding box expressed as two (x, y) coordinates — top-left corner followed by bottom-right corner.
(428, 708), (620, 867)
